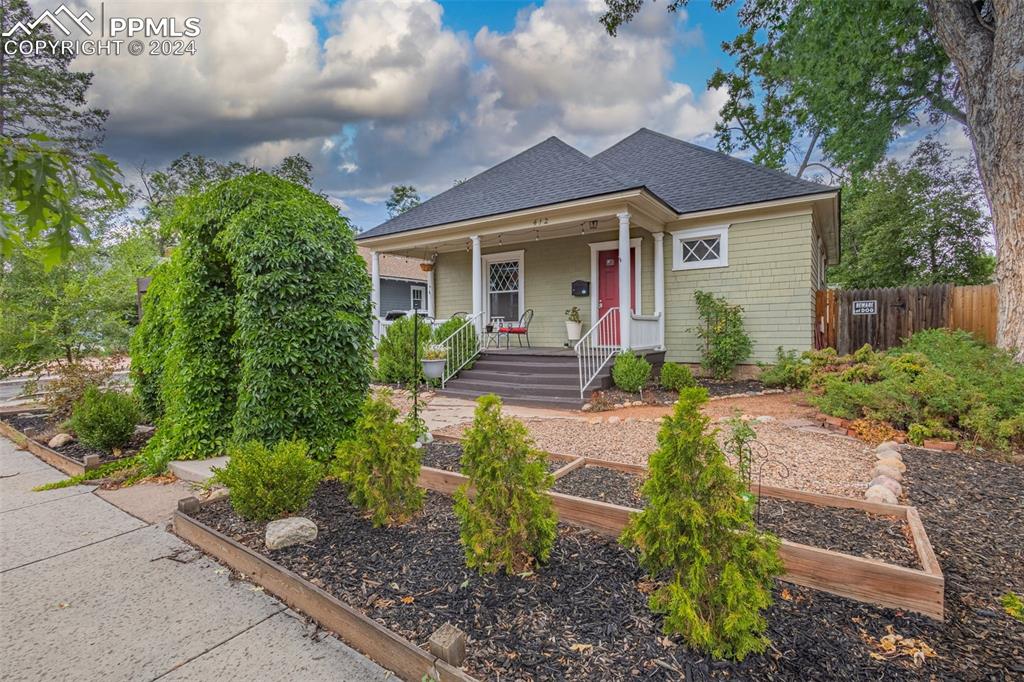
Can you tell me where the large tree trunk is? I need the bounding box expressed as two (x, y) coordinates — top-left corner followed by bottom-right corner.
(925, 0), (1024, 359)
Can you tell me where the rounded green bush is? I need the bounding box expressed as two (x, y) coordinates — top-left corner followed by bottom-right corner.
(375, 315), (432, 385)
(612, 352), (652, 393)
(69, 387), (141, 452)
(659, 361), (696, 392)
(214, 439), (321, 521)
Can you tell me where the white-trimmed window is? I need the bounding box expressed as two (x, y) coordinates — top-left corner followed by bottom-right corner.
(671, 224), (729, 271)
(410, 285), (426, 311)
(482, 250), (525, 323)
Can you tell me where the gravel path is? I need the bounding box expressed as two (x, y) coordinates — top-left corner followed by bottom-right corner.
(439, 416), (873, 497)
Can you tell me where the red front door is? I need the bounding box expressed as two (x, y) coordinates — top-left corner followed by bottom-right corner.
(598, 248), (635, 344)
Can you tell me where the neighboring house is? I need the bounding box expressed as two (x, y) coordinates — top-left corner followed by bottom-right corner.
(357, 128), (838, 404)
(356, 246), (428, 316)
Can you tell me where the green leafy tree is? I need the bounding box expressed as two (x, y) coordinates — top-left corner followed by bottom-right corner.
(601, 0), (1024, 357)
(333, 392), (424, 527)
(272, 154), (314, 188)
(692, 290), (752, 379)
(454, 395), (557, 574)
(385, 185), (420, 218)
(621, 388), (783, 660)
(830, 140), (994, 288)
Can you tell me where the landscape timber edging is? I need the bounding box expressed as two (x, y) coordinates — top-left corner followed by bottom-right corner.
(418, 460), (945, 620)
(173, 498), (476, 682)
(0, 418), (97, 476)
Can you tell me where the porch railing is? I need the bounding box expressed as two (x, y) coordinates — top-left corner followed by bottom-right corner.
(439, 312), (484, 388)
(575, 307), (621, 400)
(630, 313), (662, 350)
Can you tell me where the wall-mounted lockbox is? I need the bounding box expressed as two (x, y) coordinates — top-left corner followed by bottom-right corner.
(571, 280), (590, 297)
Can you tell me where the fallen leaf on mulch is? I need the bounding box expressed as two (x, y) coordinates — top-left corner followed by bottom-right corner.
(781, 588), (793, 601)
(569, 643), (594, 654)
(400, 596), (415, 604)
(861, 625), (937, 667)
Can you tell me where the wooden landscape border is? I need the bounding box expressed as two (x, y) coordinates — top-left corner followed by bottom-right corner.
(173, 499), (475, 682)
(418, 463), (944, 620)
(0, 417), (97, 476)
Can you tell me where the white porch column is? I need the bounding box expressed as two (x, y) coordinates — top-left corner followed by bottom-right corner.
(370, 250), (381, 338)
(652, 231), (666, 350)
(426, 267), (435, 318)
(471, 235), (483, 333)
(616, 212), (632, 349)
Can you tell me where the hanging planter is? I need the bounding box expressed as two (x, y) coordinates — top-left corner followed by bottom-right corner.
(420, 262), (434, 272)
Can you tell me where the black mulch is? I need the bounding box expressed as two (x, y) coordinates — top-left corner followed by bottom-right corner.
(1, 413), (150, 464)
(190, 448), (1024, 680)
(597, 379), (765, 408)
(553, 466), (920, 569)
(553, 465), (644, 508)
(421, 441), (564, 474)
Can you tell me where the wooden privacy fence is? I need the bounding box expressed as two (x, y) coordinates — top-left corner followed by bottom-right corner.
(815, 284), (997, 354)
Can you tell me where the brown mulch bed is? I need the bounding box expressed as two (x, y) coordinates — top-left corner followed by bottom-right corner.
(421, 440), (565, 474)
(2, 413), (150, 465)
(191, 453), (1024, 680)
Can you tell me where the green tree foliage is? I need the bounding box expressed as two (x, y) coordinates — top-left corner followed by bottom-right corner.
(612, 351), (651, 393)
(659, 361), (696, 392)
(830, 140), (994, 288)
(139, 173), (370, 465)
(621, 388), (783, 660)
(272, 154), (314, 188)
(221, 190), (372, 461)
(0, 231), (157, 377)
(385, 185), (420, 218)
(454, 395), (557, 574)
(692, 291), (752, 379)
(214, 440), (321, 522)
(333, 392), (424, 527)
(375, 315), (432, 385)
(69, 387), (141, 452)
(129, 258), (179, 420)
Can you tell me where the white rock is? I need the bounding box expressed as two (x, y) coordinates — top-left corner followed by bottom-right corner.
(417, 431), (434, 444)
(872, 464), (902, 481)
(865, 485), (898, 505)
(265, 517), (317, 550)
(613, 403), (624, 409)
(48, 433), (74, 448)
(607, 416), (620, 424)
(754, 415), (775, 423)
(412, 441), (423, 449)
(134, 424), (155, 435)
(870, 475), (903, 497)
(877, 441), (901, 451)
(874, 447), (903, 461)
(875, 456), (906, 473)
(581, 404), (592, 412)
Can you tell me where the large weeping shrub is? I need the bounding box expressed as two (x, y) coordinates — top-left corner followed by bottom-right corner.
(129, 258), (179, 421)
(140, 173), (371, 466)
(221, 194), (372, 461)
(454, 395), (557, 574)
(620, 387), (783, 660)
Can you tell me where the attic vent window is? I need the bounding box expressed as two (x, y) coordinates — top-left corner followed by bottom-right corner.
(671, 224), (729, 270)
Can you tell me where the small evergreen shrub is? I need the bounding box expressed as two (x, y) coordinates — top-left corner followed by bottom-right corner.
(214, 439), (321, 521)
(621, 388), (783, 660)
(376, 315), (433, 385)
(758, 347), (812, 389)
(691, 291), (752, 379)
(69, 387), (141, 452)
(659, 361), (696, 392)
(454, 395), (557, 574)
(612, 351), (652, 393)
(333, 392), (424, 527)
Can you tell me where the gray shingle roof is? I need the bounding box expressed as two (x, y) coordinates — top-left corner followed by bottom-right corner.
(358, 128), (832, 241)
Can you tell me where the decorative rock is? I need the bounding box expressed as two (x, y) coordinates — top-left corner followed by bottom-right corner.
(429, 623), (467, 666)
(417, 431), (434, 444)
(412, 441), (423, 450)
(754, 415), (775, 423)
(872, 464), (902, 481)
(613, 403), (624, 409)
(134, 424), (156, 435)
(870, 475), (903, 497)
(581, 403), (592, 412)
(607, 416), (620, 424)
(265, 517), (317, 550)
(876, 456), (906, 473)
(865, 485), (898, 505)
(874, 446), (903, 461)
(877, 441), (901, 451)
(48, 433), (74, 448)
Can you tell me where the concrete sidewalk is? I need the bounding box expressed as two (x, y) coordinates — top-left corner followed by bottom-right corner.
(0, 436), (392, 681)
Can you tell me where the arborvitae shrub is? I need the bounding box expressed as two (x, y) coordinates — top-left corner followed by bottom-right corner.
(375, 315), (432, 385)
(69, 386), (141, 451)
(454, 395), (557, 574)
(620, 387), (783, 661)
(214, 439), (321, 521)
(659, 361), (696, 392)
(612, 351), (652, 393)
(333, 392), (424, 527)
(129, 258), (179, 421)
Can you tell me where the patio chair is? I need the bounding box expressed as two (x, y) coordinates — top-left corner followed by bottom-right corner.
(499, 309), (534, 348)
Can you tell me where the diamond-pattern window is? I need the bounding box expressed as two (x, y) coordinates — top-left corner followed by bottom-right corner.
(681, 237), (720, 263)
(489, 261), (520, 293)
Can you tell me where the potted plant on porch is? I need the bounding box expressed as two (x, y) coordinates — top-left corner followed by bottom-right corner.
(421, 344), (448, 379)
(565, 306), (583, 342)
